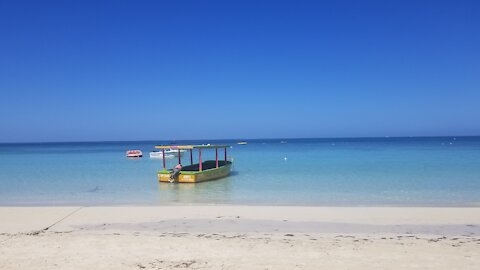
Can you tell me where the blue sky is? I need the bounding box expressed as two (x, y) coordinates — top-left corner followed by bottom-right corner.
(1, 0), (479, 142)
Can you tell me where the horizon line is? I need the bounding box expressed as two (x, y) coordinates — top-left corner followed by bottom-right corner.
(1, 135), (479, 145)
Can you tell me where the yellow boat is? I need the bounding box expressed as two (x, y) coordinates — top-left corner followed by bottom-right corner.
(155, 145), (232, 183)
(237, 141), (248, 145)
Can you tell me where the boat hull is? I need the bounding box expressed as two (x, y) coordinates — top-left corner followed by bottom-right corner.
(158, 161), (232, 183)
(126, 150), (143, 158)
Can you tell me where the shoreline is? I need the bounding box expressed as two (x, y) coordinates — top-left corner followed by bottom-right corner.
(1, 201), (480, 207)
(1, 206), (479, 269)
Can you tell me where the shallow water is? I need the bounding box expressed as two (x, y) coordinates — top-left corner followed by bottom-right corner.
(1, 137), (479, 206)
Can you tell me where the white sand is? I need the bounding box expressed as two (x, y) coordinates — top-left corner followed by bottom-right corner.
(1, 206), (479, 269)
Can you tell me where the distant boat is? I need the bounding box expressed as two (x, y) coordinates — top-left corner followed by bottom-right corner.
(280, 141), (287, 144)
(126, 150), (143, 158)
(149, 151), (175, 159)
(150, 148), (185, 159)
(167, 148), (186, 156)
(237, 141), (248, 145)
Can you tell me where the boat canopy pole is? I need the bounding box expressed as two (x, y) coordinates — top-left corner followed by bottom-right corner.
(224, 148), (227, 162)
(178, 149), (181, 164)
(199, 149), (202, 171)
(215, 148), (219, 168)
(162, 149), (166, 170)
(190, 149), (193, 165)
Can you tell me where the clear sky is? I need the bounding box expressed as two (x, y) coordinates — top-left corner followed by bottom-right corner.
(1, 0), (479, 142)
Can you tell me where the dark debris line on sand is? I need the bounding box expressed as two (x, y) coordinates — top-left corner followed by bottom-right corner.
(137, 259), (201, 269)
(0, 207), (84, 245)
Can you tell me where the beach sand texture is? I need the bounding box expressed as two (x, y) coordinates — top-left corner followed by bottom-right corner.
(1, 206), (479, 269)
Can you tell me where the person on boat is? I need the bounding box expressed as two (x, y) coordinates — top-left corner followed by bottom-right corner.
(170, 164), (183, 182)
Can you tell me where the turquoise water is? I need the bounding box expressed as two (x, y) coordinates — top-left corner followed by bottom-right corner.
(1, 137), (480, 206)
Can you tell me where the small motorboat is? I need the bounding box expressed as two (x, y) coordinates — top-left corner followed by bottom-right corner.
(165, 148), (186, 156)
(237, 141), (248, 145)
(126, 150), (143, 158)
(152, 148), (186, 156)
(149, 151), (175, 159)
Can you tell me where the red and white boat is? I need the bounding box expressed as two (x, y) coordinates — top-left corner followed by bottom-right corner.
(126, 150), (143, 158)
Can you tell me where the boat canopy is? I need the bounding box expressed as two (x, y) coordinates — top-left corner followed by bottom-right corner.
(155, 145), (229, 149)
(155, 145), (230, 171)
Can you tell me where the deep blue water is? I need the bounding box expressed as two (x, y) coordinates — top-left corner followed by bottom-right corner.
(1, 137), (480, 206)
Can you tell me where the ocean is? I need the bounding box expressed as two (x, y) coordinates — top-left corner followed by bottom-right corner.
(1, 137), (479, 206)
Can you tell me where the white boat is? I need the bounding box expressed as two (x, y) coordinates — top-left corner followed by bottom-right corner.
(149, 151), (175, 159)
(165, 148), (186, 156)
(149, 148), (186, 159)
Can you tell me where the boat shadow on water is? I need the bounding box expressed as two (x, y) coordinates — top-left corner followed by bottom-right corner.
(156, 173), (237, 204)
(228, 171), (239, 177)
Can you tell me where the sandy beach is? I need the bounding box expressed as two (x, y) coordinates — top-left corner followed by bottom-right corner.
(0, 206), (479, 269)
